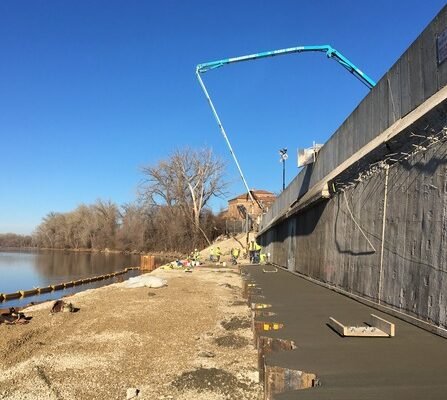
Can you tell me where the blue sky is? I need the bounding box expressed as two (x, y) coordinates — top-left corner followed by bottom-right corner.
(1, 1), (445, 234)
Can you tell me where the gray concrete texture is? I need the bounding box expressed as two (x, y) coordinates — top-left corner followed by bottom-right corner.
(258, 5), (447, 332)
(245, 266), (447, 399)
(261, 5), (447, 230)
(260, 121), (447, 333)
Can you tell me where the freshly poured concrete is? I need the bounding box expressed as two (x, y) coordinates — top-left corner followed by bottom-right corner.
(245, 266), (447, 399)
(259, 5), (447, 333)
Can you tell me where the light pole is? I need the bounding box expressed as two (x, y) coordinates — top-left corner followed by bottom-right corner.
(279, 148), (288, 191)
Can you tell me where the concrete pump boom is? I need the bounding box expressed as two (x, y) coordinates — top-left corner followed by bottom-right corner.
(196, 44), (376, 209)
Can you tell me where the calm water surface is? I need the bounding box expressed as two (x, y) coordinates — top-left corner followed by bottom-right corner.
(0, 249), (141, 308)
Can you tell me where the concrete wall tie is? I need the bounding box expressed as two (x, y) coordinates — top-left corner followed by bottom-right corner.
(253, 320), (284, 347)
(247, 290), (265, 305)
(242, 280), (257, 299)
(251, 310), (277, 333)
(254, 310), (276, 318)
(251, 303), (272, 310)
(264, 365), (317, 400)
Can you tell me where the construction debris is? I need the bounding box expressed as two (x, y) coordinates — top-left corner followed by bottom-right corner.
(0, 307), (31, 325)
(50, 300), (78, 314)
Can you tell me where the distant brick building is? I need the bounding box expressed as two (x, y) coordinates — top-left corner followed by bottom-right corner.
(225, 190), (276, 221)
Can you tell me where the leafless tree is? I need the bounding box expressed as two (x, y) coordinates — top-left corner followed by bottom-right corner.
(0, 233), (33, 248)
(140, 148), (226, 245)
(116, 203), (152, 251)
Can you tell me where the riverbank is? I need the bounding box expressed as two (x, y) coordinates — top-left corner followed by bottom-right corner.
(0, 265), (262, 400)
(0, 246), (185, 259)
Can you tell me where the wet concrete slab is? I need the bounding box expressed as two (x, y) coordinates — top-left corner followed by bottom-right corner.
(244, 265), (447, 399)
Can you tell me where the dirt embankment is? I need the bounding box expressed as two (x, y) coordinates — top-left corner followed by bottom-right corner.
(0, 266), (262, 400)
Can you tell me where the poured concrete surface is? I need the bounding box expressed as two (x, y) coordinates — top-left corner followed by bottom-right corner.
(245, 265), (447, 399)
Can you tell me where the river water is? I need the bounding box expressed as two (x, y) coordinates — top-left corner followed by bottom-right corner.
(0, 249), (142, 308)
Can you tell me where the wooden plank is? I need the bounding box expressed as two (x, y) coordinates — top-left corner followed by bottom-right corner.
(408, 39), (424, 113)
(329, 316), (391, 337)
(421, 25), (438, 99)
(265, 365), (316, 400)
(343, 326), (388, 337)
(387, 65), (401, 124)
(328, 317), (347, 336)
(371, 79), (380, 138)
(371, 314), (395, 337)
(378, 76), (390, 134)
(436, 10), (447, 90)
(400, 51), (412, 117)
(258, 336), (296, 383)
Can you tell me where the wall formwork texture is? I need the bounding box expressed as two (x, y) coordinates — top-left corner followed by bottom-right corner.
(259, 5), (447, 335)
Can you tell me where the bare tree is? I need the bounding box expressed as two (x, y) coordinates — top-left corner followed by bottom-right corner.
(117, 203), (152, 251)
(91, 199), (119, 249)
(140, 148), (226, 245)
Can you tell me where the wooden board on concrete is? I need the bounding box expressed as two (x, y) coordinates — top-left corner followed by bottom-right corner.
(329, 314), (395, 337)
(371, 314), (395, 337)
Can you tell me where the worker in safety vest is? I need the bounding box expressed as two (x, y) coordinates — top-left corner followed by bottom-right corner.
(231, 247), (240, 265)
(215, 246), (222, 263)
(209, 247), (215, 262)
(249, 240), (262, 264)
(193, 249), (200, 266)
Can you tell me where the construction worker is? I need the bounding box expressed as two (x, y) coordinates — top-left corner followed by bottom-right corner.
(193, 248), (200, 266)
(231, 247), (240, 265)
(249, 240), (262, 264)
(215, 246), (222, 263)
(209, 247), (215, 262)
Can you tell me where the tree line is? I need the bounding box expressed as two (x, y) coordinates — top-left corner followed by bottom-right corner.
(0, 233), (33, 248)
(31, 200), (224, 253)
(4, 148), (227, 254)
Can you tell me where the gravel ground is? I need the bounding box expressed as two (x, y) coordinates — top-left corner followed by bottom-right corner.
(0, 266), (262, 400)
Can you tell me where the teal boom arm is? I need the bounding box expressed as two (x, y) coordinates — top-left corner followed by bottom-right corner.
(197, 44), (376, 89)
(195, 44), (375, 207)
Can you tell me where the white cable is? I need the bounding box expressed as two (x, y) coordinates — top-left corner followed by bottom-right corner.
(343, 191), (376, 253)
(196, 71), (257, 207)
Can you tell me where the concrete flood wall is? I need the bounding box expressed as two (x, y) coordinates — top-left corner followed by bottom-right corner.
(258, 5), (447, 335)
(260, 5), (447, 231)
(261, 131), (447, 333)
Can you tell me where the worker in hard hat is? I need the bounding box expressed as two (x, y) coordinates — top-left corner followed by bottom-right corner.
(231, 247), (241, 265)
(209, 247), (215, 262)
(193, 248), (200, 266)
(249, 240), (262, 264)
(215, 246), (222, 263)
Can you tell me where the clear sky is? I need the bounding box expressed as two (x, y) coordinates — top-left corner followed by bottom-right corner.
(1, 1), (445, 234)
